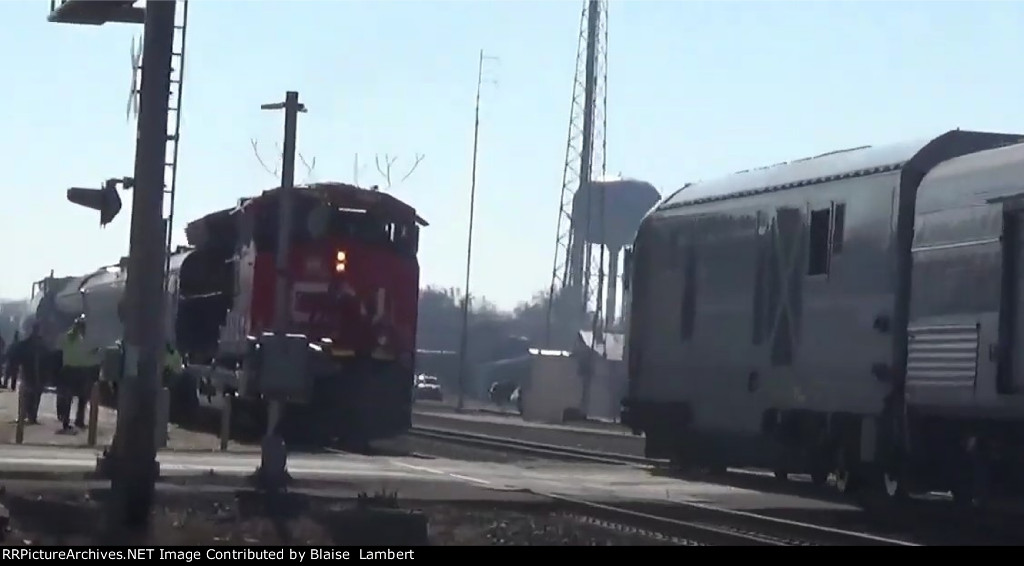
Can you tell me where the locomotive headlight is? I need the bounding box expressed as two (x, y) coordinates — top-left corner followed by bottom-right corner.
(335, 250), (347, 273)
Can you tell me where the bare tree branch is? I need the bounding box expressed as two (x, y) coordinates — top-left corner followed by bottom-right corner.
(374, 153), (399, 187)
(298, 153), (317, 183)
(372, 153), (425, 189)
(250, 138), (279, 177)
(398, 153), (426, 184)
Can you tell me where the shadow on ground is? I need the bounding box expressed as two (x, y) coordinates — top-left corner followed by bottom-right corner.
(1, 487), (428, 546)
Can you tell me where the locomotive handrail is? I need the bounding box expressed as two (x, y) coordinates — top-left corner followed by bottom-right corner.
(179, 291), (228, 300)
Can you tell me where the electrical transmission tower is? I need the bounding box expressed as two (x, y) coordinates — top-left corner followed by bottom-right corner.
(545, 0), (608, 347)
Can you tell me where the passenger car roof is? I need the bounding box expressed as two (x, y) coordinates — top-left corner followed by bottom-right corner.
(659, 138), (929, 210)
(916, 140), (1024, 212)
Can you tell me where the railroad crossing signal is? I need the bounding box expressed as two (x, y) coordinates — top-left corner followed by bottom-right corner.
(66, 177), (132, 226)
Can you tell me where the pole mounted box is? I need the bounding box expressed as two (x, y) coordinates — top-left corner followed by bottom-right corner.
(245, 332), (314, 402)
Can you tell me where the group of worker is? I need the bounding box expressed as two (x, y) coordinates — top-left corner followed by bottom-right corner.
(1, 315), (185, 435)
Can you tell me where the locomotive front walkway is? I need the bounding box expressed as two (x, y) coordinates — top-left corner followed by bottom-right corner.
(0, 387), (231, 451)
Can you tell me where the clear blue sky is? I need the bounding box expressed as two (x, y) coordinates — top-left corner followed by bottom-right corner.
(1, 0), (1022, 308)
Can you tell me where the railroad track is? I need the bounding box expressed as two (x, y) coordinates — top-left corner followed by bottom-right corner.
(407, 425), (656, 465)
(550, 493), (919, 546)
(407, 425), (920, 546)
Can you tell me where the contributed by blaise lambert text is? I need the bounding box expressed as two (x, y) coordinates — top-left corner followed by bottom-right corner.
(3, 548), (416, 561)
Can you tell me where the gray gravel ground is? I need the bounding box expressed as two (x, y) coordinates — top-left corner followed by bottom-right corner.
(0, 485), (674, 546)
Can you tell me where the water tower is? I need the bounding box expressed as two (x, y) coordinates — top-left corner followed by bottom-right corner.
(544, 0), (663, 345)
(569, 178), (660, 329)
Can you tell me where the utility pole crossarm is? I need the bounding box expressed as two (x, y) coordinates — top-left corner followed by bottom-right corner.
(261, 101), (307, 113)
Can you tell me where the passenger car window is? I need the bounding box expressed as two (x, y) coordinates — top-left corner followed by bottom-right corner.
(807, 202), (845, 276)
(808, 208), (832, 275)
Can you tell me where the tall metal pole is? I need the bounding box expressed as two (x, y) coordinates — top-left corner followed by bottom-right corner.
(266, 91), (303, 327)
(258, 91), (305, 489)
(109, 0), (176, 527)
(456, 50), (486, 412)
(578, 0), (601, 314)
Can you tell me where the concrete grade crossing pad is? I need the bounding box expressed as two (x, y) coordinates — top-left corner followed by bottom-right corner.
(0, 445), (429, 481)
(0, 444), (990, 544)
(0, 443), (857, 517)
(386, 457), (860, 514)
(0, 388), (223, 451)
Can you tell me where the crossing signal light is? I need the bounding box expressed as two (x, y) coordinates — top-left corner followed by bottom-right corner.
(66, 179), (124, 226)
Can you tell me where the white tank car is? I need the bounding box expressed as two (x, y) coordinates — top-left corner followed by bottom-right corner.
(79, 264), (127, 352)
(53, 275), (87, 322)
(164, 250), (192, 347)
(22, 275), (87, 350)
(622, 129), (1023, 502)
(79, 250), (193, 352)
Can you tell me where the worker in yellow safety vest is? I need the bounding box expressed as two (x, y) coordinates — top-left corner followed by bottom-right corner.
(162, 342), (184, 387)
(57, 316), (100, 433)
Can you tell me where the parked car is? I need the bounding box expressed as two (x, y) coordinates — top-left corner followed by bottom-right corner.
(414, 374), (443, 402)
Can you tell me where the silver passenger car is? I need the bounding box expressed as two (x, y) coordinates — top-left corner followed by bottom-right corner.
(622, 130), (1021, 497)
(901, 141), (1024, 500)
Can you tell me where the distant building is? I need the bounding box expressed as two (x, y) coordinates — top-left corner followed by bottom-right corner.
(575, 330), (626, 422)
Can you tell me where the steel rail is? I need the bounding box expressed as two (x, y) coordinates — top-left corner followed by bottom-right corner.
(407, 425), (920, 546)
(408, 425), (656, 465)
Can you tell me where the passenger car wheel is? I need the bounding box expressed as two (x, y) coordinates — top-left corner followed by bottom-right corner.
(834, 450), (860, 495)
(883, 471), (907, 500)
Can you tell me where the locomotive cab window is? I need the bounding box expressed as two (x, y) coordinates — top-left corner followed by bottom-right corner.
(336, 212), (418, 257)
(386, 220), (419, 257)
(254, 197), (419, 259)
(253, 195), (318, 252)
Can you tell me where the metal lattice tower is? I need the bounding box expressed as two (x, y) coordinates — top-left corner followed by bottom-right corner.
(162, 0), (190, 287)
(545, 0), (609, 346)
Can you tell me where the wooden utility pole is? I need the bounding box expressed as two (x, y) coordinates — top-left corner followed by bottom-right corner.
(257, 90), (307, 489)
(110, 0), (176, 527)
(456, 50), (489, 411)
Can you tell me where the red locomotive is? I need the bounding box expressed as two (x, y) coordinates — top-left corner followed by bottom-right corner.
(172, 182), (425, 446)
